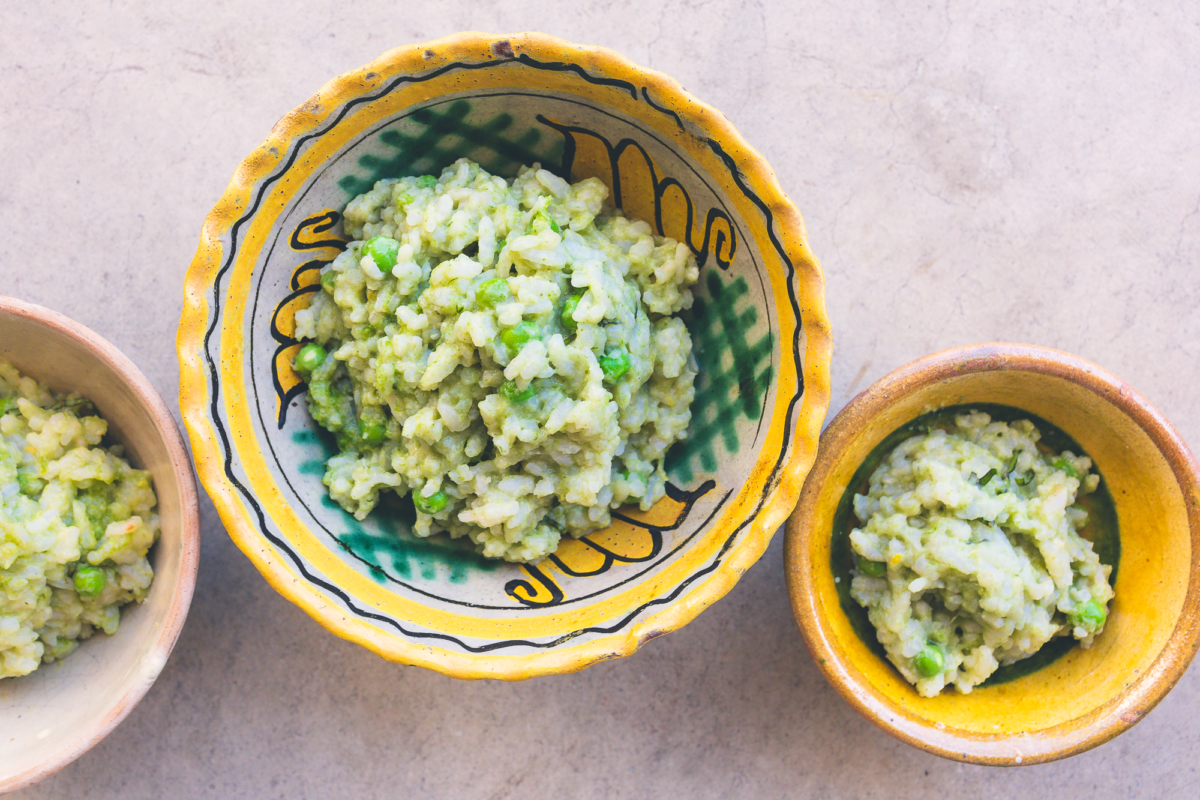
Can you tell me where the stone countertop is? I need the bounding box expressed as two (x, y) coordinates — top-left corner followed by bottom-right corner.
(3, 1), (1197, 797)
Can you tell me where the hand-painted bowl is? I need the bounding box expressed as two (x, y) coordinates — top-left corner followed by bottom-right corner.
(178, 32), (831, 679)
(785, 343), (1200, 764)
(0, 297), (200, 792)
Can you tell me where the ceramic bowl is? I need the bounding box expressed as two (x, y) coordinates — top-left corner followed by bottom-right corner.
(178, 32), (831, 679)
(785, 343), (1200, 764)
(0, 297), (200, 792)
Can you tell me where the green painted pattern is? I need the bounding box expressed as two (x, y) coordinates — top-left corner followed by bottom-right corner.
(338, 100), (563, 197)
(667, 270), (773, 485)
(291, 430), (499, 584)
(292, 427), (336, 458)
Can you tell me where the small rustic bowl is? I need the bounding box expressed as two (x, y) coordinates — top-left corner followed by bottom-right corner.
(785, 343), (1200, 765)
(178, 32), (831, 679)
(0, 297), (200, 792)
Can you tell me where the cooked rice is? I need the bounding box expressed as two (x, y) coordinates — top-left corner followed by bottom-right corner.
(0, 358), (158, 678)
(294, 158), (698, 562)
(849, 411), (1114, 696)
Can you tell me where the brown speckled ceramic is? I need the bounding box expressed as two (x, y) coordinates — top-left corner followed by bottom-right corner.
(785, 343), (1200, 765)
(0, 297), (200, 793)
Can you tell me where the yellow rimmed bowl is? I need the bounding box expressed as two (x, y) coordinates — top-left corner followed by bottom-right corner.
(178, 32), (831, 679)
(0, 297), (200, 792)
(785, 343), (1200, 764)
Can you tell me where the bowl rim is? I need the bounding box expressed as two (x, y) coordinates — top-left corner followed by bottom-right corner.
(177, 31), (832, 679)
(0, 295), (201, 792)
(784, 342), (1200, 765)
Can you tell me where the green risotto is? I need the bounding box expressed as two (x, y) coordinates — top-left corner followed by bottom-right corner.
(0, 359), (159, 679)
(847, 411), (1114, 696)
(294, 159), (698, 562)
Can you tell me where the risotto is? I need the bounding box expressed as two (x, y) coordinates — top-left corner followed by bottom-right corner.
(293, 159), (698, 563)
(848, 411), (1114, 696)
(0, 358), (159, 679)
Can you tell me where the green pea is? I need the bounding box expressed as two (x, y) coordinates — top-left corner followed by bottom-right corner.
(1071, 599), (1107, 631)
(499, 379), (535, 403)
(74, 565), (106, 597)
(361, 236), (400, 273)
(599, 349), (631, 383)
(416, 175), (438, 189)
(320, 269), (337, 293)
(414, 489), (448, 515)
(397, 192), (415, 207)
(500, 321), (538, 352)
(358, 411), (387, 446)
(856, 556), (887, 578)
(913, 643), (945, 678)
(561, 293), (582, 329)
(476, 278), (510, 308)
(0, 396), (17, 416)
(294, 343), (327, 375)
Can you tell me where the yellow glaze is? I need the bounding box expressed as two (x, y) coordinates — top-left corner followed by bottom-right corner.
(786, 344), (1200, 764)
(179, 32), (832, 679)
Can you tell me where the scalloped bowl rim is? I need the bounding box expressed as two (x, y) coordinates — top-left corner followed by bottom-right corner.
(177, 31), (832, 679)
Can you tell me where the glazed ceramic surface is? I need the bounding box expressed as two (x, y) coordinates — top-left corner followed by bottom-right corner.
(178, 32), (831, 679)
(785, 343), (1200, 765)
(0, 297), (200, 793)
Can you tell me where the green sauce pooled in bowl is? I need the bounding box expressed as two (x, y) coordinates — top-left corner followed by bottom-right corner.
(834, 406), (1117, 697)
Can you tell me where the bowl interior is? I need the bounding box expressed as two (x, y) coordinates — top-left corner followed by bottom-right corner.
(789, 347), (1200, 763)
(0, 302), (198, 790)
(182, 34), (829, 677)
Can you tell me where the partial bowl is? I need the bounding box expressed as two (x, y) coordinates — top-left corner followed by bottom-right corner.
(0, 297), (200, 793)
(785, 343), (1200, 764)
(178, 32), (831, 679)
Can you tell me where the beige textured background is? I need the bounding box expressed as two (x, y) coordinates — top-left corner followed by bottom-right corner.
(3, 1), (1198, 796)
